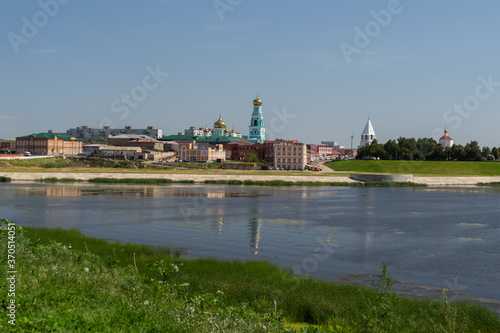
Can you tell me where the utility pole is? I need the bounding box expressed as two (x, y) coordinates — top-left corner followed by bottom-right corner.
(350, 133), (354, 159)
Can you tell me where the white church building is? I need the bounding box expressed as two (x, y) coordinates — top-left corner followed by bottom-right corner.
(359, 118), (376, 148)
(439, 129), (454, 148)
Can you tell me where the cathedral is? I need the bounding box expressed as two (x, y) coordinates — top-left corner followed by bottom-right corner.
(193, 95), (266, 143)
(200, 115), (241, 138)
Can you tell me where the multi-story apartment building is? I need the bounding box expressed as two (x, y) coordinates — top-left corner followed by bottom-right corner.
(273, 141), (307, 170)
(183, 127), (205, 137)
(16, 133), (82, 156)
(65, 126), (163, 140)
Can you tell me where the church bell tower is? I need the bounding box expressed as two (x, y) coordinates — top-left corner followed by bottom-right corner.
(249, 95), (265, 143)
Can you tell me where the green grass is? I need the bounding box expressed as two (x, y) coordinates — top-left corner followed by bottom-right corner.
(203, 179), (424, 187)
(1, 222), (284, 332)
(87, 178), (195, 184)
(177, 162), (223, 169)
(477, 182), (500, 187)
(326, 160), (500, 176)
(0, 176), (11, 182)
(8, 157), (74, 168)
(3, 223), (498, 332)
(88, 178), (174, 184)
(36, 177), (84, 183)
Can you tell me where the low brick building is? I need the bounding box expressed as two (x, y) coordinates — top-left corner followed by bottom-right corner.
(16, 133), (82, 156)
(224, 141), (262, 161)
(0, 140), (16, 154)
(107, 134), (164, 151)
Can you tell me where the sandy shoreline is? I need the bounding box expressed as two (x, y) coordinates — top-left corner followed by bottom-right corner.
(2, 171), (500, 186)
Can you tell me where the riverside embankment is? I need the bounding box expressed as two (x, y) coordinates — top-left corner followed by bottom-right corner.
(2, 171), (500, 186)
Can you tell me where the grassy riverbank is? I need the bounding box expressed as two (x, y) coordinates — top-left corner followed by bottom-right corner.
(31, 177), (423, 187)
(326, 160), (500, 176)
(0, 157), (351, 177)
(1, 222), (498, 332)
(202, 179), (424, 187)
(477, 182), (500, 187)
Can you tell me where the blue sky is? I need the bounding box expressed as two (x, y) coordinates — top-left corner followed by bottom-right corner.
(1, 0), (500, 148)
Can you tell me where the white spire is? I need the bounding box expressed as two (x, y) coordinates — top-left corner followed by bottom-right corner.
(359, 118), (376, 147)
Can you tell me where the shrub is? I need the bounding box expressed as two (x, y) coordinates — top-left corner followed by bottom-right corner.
(0, 176), (11, 182)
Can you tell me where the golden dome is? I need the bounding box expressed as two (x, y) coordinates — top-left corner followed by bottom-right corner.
(224, 128), (229, 133)
(444, 129), (448, 134)
(253, 96), (262, 106)
(203, 127), (210, 133)
(230, 128), (236, 134)
(214, 116), (227, 129)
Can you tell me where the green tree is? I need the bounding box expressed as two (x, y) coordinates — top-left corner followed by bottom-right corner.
(384, 140), (400, 160)
(356, 140), (385, 159)
(428, 144), (446, 161)
(356, 144), (369, 159)
(482, 146), (493, 160)
(243, 153), (262, 163)
(491, 147), (499, 160)
(89, 137), (107, 144)
(464, 141), (482, 161)
(397, 137), (419, 160)
(451, 144), (466, 161)
(417, 137), (439, 160)
(366, 139), (386, 159)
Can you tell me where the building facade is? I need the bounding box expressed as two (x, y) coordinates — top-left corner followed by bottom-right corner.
(248, 96), (265, 143)
(178, 142), (226, 162)
(16, 133), (82, 156)
(224, 141), (261, 161)
(273, 141), (307, 170)
(359, 118), (376, 148)
(66, 126), (163, 140)
(183, 127), (205, 137)
(107, 134), (165, 151)
(0, 140), (16, 154)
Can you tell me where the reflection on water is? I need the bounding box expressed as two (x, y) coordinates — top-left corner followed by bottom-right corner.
(1, 183), (499, 310)
(9, 184), (276, 199)
(418, 188), (500, 194)
(249, 217), (262, 255)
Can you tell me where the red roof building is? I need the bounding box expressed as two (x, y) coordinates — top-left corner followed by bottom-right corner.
(439, 129), (454, 148)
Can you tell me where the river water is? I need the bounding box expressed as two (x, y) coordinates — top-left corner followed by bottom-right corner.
(1, 183), (499, 309)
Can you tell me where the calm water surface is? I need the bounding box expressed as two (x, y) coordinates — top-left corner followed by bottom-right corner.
(1, 183), (499, 308)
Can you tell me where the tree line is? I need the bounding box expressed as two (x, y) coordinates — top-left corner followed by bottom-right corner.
(356, 138), (499, 161)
